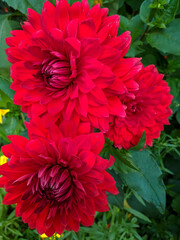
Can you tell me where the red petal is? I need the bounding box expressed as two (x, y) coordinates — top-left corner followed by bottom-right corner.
(65, 37), (81, 58)
(81, 38), (100, 58)
(89, 132), (105, 154)
(56, 0), (69, 31)
(27, 8), (41, 30)
(77, 70), (95, 93)
(78, 19), (97, 39)
(108, 96), (126, 117)
(79, 93), (88, 117)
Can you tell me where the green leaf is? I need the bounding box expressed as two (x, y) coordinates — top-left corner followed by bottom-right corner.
(141, 53), (157, 66)
(120, 15), (146, 41)
(130, 131), (146, 151)
(0, 68), (10, 80)
(131, 189), (146, 206)
(176, 109), (180, 124)
(7, 210), (15, 221)
(87, 0), (94, 8)
(0, 90), (12, 108)
(147, 19), (180, 56)
(166, 78), (180, 113)
(172, 194), (180, 213)
(103, 0), (120, 15)
(140, 0), (179, 28)
(126, 40), (144, 57)
(0, 77), (14, 100)
(153, 0), (179, 28)
(2, 0), (47, 14)
(6, 227), (23, 237)
(3, 0), (94, 14)
(0, 14), (19, 70)
(107, 170), (124, 208)
(167, 78), (180, 99)
(126, 0), (142, 12)
(100, 138), (139, 172)
(0, 125), (9, 142)
(121, 149), (166, 214)
(140, 0), (154, 24)
(124, 207), (151, 223)
(3, 116), (18, 135)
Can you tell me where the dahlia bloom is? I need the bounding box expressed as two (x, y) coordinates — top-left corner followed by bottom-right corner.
(106, 65), (173, 149)
(0, 119), (118, 236)
(5, 0), (141, 131)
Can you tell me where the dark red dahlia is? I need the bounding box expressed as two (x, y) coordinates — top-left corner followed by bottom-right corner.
(0, 119), (118, 236)
(5, 0), (137, 131)
(106, 65), (173, 149)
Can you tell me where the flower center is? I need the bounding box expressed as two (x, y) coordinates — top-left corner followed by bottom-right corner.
(38, 165), (73, 203)
(42, 54), (77, 90)
(126, 100), (144, 116)
(129, 102), (137, 113)
(122, 95), (143, 116)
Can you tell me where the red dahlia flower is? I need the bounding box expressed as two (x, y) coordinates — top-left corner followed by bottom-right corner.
(0, 120), (118, 236)
(106, 65), (173, 149)
(5, 0), (137, 131)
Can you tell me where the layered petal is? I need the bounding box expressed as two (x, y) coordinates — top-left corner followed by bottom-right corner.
(0, 120), (118, 236)
(106, 65), (173, 149)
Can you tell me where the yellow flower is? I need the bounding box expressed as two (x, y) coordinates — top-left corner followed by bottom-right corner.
(0, 155), (8, 165)
(40, 234), (48, 239)
(40, 233), (62, 239)
(0, 109), (9, 124)
(93, 0), (103, 6)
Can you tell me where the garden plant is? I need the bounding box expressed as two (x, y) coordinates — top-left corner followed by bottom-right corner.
(0, 0), (180, 239)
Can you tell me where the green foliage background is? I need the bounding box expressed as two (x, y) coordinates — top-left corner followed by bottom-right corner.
(0, 0), (180, 239)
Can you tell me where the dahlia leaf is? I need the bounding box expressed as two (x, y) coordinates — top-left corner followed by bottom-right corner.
(107, 169), (124, 208)
(124, 207), (151, 223)
(122, 149), (166, 214)
(100, 138), (139, 172)
(103, 0), (120, 15)
(126, 40), (144, 57)
(153, 0), (179, 27)
(140, 0), (179, 28)
(0, 125), (10, 143)
(130, 131), (146, 151)
(120, 15), (146, 42)
(140, 0), (154, 24)
(126, 0), (142, 12)
(172, 194), (180, 213)
(2, 116), (19, 136)
(0, 90), (11, 109)
(2, 0), (55, 15)
(146, 19), (180, 56)
(0, 14), (19, 70)
(0, 77), (14, 100)
(176, 109), (180, 124)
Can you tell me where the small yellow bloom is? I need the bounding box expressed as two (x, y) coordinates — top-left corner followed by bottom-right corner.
(0, 109), (10, 124)
(40, 233), (62, 239)
(93, 0), (103, 6)
(40, 234), (48, 239)
(0, 155), (8, 165)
